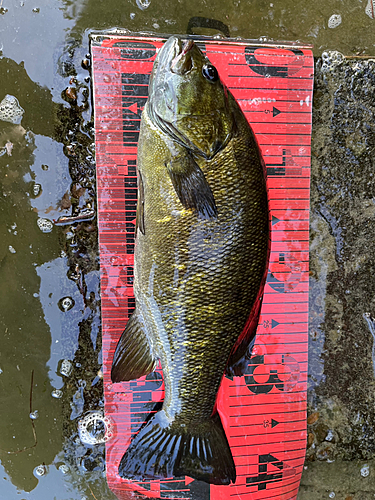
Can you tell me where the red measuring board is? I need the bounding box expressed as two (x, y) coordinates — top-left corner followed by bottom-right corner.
(91, 31), (314, 500)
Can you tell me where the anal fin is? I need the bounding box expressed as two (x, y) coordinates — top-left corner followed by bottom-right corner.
(111, 307), (156, 383)
(225, 295), (262, 379)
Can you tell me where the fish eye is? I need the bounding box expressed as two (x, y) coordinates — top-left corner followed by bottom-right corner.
(202, 64), (219, 82)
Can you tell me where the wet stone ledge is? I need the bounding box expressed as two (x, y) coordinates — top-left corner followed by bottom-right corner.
(302, 53), (375, 494)
(298, 459), (375, 499)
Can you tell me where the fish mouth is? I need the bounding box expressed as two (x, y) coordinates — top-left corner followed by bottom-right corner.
(149, 36), (201, 152)
(170, 38), (194, 75)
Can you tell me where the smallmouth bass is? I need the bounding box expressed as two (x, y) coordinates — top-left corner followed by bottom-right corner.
(111, 36), (270, 485)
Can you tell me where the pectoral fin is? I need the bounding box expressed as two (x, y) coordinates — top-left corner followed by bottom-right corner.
(166, 152), (218, 219)
(135, 171), (145, 235)
(111, 307), (157, 383)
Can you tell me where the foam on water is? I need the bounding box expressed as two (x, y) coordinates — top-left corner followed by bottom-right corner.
(78, 412), (113, 445)
(0, 95), (24, 125)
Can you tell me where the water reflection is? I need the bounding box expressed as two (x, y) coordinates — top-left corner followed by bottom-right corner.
(0, 98), (63, 493)
(59, 0), (375, 57)
(0, 34), (108, 498)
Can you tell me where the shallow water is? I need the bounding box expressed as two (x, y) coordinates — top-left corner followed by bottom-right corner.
(1, 0), (375, 498)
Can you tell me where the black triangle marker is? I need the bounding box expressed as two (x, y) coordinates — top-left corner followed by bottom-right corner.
(272, 215), (280, 226)
(273, 107), (281, 117)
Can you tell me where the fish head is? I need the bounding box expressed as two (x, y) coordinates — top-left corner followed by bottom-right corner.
(149, 36), (234, 159)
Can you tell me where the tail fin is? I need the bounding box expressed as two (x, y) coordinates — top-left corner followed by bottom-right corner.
(118, 410), (236, 485)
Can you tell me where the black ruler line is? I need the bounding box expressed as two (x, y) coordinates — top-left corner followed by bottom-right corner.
(232, 451), (306, 465)
(230, 417), (307, 428)
(231, 427), (307, 439)
(231, 483), (300, 499)
(229, 390), (307, 405)
(228, 85), (313, 91)
(231, 438), (306, 449)
(229, 408), (306, 419)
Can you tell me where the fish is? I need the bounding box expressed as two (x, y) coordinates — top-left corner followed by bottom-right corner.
(111, 35), (270, 486)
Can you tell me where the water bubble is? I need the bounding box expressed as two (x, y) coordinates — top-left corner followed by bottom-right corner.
(34, 464), (47, 477)
(60, 359), (73, 377)
(328, 14), (342, 29)
(78, 379), (87, 389)
(41, 164), (49, 171)
(58, 464), (69, 474)
(130, 12), (135, 19)
(0, 95), (24, 124)
(67, 267), (81, 281)
(29, 410), (39, 420)
(51, 389), (63, 399)
(37, 218), (53, 233)
(8, 245), (16, 254)
(328, 493), (335, 499)
(78, 412), (113, 445)
(58, 297), (75, 312)
(325, 429), (334, 441)
(136, 0), (150, 10)
(259, 36), (268, 42)
(32, 7), (40, 13)
(361, 464), (370, 477)
(33, 183), (42, 196)
(5, 141), (13, 156)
